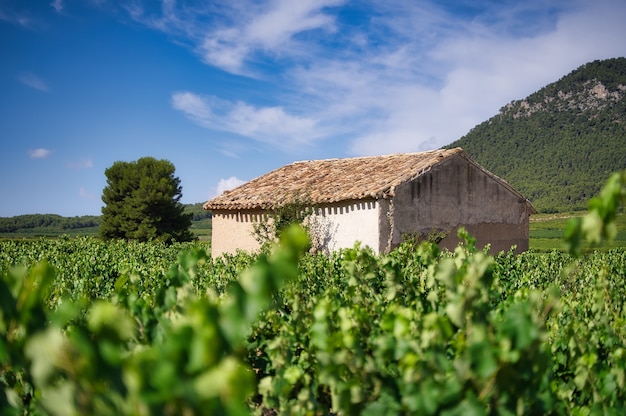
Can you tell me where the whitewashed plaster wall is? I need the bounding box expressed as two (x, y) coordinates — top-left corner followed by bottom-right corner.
(310, 200), (381, 253)
(212, 200), (383, 257)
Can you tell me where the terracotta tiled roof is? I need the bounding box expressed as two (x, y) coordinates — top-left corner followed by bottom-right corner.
(203, 147), (532, 211)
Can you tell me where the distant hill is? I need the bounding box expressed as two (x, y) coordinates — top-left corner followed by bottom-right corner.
(0, 203), (212, 239)
(0, 214), (102, 237)
(446, 57), (626, 213)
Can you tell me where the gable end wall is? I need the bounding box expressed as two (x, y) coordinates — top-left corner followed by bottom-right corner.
(390, 155), (532, 253)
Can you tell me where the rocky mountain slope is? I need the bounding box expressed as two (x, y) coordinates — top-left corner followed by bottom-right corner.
(447, 57), (626, 213)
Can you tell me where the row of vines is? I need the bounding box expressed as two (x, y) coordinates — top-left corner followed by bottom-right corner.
(1, 172), (625, 415)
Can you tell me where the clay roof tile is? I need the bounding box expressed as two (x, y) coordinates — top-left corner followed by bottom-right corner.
(204, 148), (471, 211)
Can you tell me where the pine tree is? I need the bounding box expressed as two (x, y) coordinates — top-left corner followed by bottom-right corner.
(100, 157), (194, 243)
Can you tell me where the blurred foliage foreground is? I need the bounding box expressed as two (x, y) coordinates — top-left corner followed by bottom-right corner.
(1, 171), (626, 415)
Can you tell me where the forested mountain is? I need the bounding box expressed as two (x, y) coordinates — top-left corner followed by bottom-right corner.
(447, 57), (626, 213)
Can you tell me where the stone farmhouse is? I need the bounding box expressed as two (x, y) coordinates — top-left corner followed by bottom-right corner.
(203, 148), (536, 258)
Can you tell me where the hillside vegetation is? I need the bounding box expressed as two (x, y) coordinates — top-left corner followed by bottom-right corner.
(0, 214), (101, 236)
(447, 57), (626, 213)
(0, 204), (211, 240)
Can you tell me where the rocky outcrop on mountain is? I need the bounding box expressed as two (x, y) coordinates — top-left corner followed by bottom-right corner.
(447, 57), (626, 213)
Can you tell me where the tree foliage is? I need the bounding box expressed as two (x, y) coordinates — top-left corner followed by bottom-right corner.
(447, 57), (626, 213)
(0, 214), (101, 233)
(100, 157), (194, 243)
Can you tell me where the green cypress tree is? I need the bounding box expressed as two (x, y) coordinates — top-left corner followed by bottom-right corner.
(100, 157), (194, 243)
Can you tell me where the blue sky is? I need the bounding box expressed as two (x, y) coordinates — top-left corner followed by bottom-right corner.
(1, 0), (626, 217)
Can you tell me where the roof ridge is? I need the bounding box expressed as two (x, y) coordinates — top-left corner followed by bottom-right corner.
(290, 148), (458, 165)
(204, 147), (469, 210)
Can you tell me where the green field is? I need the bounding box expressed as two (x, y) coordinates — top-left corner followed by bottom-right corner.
(2, 167), (626, 413)
(4, 212), (624, 253)
(0, 217), (212, 241)
(2, 223), (626, 414)
(188, 217), (212, 241)
(530, 212), (626, 251)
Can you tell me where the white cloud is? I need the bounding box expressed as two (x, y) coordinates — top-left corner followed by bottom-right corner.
(126, 0), (344, 74)
(227, 102), (318, 142)
(171, 91), (212, 120)
(246, 0), (341, 48)
(172, 91), (320, 148)
(215, 176), (246, 196)
(198, 0), (345, 73)
(289, 0), (626, 155)
(18, 72), (49, 92)
(28, 148), (52, 159)
(142, 1), (626, 156)
(200, 29), (252, 74)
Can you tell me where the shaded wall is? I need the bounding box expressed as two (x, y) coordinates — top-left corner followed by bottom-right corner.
(389, 154), (533, 254)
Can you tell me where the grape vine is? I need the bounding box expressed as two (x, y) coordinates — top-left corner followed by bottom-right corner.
(1, 171), (625, 415)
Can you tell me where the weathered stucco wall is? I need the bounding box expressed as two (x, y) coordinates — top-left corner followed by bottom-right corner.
(210, 210), (263, 257)
(389, 154), (532, 253)
(212, 154), (532, 257)
(310, 200), (381, 253)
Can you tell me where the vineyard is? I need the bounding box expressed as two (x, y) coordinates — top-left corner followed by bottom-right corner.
(1, 172), (625, 415)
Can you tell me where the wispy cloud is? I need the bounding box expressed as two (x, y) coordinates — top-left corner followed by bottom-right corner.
(202, 0), (344, 74)
(216, 141), (247, 159)
(126, 0), (344, 75)
(50, 0), (64, 13)
(0, 9), (37, 28)
(215, 176), (246, 196)
(28, 148), (52, 159)
(67, 157), (93, 169)
(172, 91), (321, 148)
(18, 72), (49, 92)
(138, 0), (626, 155)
